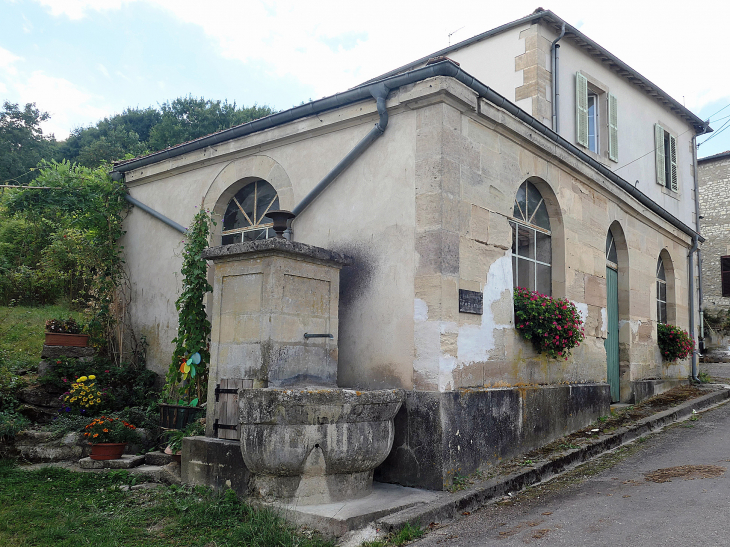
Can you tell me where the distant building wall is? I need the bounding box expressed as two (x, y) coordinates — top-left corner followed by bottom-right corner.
(699, 152), (730, 313)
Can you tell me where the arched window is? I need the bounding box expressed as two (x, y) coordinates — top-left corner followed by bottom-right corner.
(511, 181), (551, 295)
(221, 180), (279, 244)
(606, 228), (618, 268)
(656, 256), (667, 324)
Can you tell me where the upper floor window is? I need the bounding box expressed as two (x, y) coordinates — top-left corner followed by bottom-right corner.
(576, 72), (618, 162)
(510, 181), (551, 296)
(655, 124), (678, 192)
(657, 256), (667, 324)
(722, 256), (730, 297)
(221, 180), (279, 245)
(587, 92), (599, 154)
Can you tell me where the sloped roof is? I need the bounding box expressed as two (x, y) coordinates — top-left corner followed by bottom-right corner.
(698, 150), (730, 163)
(361, 8), (710, 133)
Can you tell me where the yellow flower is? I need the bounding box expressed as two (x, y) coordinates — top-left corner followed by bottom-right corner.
(78, 376), (87, 382)
(88, 375), (96, 380)
(96, 399), (101, 403)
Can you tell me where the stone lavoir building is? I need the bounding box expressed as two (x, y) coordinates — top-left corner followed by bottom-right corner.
(112, 9), (710, 490)
(698, 151), (730, 316)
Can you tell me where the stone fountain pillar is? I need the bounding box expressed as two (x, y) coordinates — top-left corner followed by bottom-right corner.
(196, 238), (403, 505)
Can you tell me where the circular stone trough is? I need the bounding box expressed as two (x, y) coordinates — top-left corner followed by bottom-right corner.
(239, 387), (404, 505)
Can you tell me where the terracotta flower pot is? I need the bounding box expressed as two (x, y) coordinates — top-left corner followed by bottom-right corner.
(89, 442), (126, 460)
(45, 332), (90, 347)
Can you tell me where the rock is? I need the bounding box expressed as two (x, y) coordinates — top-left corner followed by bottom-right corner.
(17, 404), (61, 424)
(145, 451), (174, 466)
(18, 386), (63, 408)
(13, 430), (91, 462)
(40, 346), (96, 360)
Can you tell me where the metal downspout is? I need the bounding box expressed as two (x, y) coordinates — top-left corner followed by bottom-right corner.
(125, 194), (188, 234)
(692, 134), (705, 354)
(551, 22), (566, 132)
(689, 235), (699, 382)
(291, 83), (390, 219)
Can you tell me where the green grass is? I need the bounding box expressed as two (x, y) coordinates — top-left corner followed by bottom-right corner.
(0, 304), (85, 369)
(0, 460), (333, 547)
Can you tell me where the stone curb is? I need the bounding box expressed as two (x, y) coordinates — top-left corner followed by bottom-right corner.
(376, 388), (730, 533)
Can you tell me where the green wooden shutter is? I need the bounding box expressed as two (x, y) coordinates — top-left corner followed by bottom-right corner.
(669, 134), (678, 192)
(608, 93), (618, 162)
(655, 124), (666, 187)
(576, 73), (589, 147)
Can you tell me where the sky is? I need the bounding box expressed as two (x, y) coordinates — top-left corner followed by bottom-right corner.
(1, 0), (729, 159)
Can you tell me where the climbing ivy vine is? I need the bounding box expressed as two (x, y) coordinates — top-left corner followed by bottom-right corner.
(164, 208), (215, 405)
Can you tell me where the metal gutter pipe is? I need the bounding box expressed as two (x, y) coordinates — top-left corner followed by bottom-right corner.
(688, 235), (699, 382)
(112, 61), (704, 243)
(125, 194), (187, 234)
(692, 134), (706, 353)
(292, 83), (389, 217)
(551, 22), (566, 132)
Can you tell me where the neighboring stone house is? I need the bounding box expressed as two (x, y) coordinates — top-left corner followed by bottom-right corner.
(698, 151), (730, 316)
(112, 9), (710, 490)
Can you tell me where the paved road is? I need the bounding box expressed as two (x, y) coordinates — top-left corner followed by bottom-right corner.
(413, 398), (730, 547)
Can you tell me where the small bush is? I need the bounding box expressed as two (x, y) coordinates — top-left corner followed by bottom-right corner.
(0, 411), (30, 441)
(513, 287), (585, 360)
(657, 323), (694, 361)
(40, 356), (159, 412)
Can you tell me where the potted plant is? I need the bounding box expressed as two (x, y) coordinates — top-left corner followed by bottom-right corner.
(83, 416), (141, 460)
(45, 317), (89, 347)
(160, 208), (214, 429)
(513, 287), (586, 360)
(163, 419), (205, 463)
(657, 323), (694, 362)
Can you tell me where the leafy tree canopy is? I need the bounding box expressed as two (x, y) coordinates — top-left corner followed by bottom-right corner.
(148, 97), (273, 151)
(0, 101), (57, 184)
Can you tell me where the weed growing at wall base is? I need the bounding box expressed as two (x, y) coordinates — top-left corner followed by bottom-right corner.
(513, 288), (585, 360)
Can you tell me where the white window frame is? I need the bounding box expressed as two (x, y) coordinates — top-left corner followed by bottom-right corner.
(576, 72), (618, 162)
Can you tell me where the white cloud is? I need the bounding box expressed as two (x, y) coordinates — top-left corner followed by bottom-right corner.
(25, 0), (730, 131)
(34, 0), (129, 20)
(0, 46), (23, 75)
(97, 63), (110, 79)
(15, 71), (109, 138)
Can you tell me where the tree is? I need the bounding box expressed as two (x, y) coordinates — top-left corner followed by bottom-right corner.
(0, 102), (57, 184)
(148, 96), (273, 151)
(55, 107), (159, 167)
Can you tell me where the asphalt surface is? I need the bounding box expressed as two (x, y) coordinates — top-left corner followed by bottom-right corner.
(412, 397), (730, 547)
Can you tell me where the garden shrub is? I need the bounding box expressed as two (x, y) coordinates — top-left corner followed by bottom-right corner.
(40, 357), (158, 414)
(513, 287), (586, 360)
(0, 410), (30, 441)
(657, 323), (694, 361)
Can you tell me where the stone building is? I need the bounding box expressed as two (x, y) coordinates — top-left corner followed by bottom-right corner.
(112, 9), (709, 490)
(698, 151), (730, 315)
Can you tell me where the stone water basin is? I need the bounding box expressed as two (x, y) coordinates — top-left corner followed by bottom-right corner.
(239, 387), (403, 504)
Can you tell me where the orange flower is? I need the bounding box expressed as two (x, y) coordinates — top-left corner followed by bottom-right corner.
(103, 428), (109, 433)
(93, 434), (98, 438)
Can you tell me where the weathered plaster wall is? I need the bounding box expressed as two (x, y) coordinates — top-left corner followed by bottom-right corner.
(122, 96), (417, 385)
(699, 155), (730, 313)
(405, 81), (692, 402)
(548, 25), (697, 228)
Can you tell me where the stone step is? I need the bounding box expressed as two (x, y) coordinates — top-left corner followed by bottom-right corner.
(144, 451), (174, 466)
(79, 454), (145, 470)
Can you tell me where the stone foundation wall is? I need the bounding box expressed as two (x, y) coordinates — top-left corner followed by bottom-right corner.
(375, 383), (610, 490)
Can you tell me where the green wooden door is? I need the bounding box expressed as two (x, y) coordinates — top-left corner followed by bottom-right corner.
(605, 266), (620, 402)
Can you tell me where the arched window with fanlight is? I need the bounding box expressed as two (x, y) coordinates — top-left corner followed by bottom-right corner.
(510, 180), (552, 295)
(657, 256), (667, 324)
(221, 180), (280, 244)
